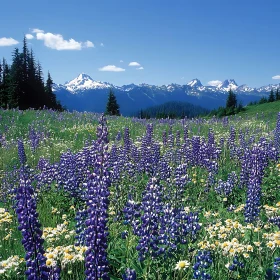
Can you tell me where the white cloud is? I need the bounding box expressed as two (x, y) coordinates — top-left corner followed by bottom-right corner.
(100, 42), (104, 47)
(84, 40), (94, 48)
(272, 75), (280, 80)
(120, 60), (123, 63)
(25, 34), (34, 40)
(0, 37), (19, 46)
(99, 65), (125, 72)
(181, 77), (185, 80)
(36, 32), (93, 50)
(32, 28), (44, 33)
(136, 66), (144, 70)
(208, 80), (222, 86)
(129, 61), (141, 67)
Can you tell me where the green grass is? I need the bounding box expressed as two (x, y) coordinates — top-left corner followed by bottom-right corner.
(240, 100), (280, 117)
(0, 107), (279, 279)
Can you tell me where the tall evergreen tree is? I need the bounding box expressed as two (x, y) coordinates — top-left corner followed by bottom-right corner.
(268, 89), (275, 102)
(0, 59), (10, 108)
(10, 48), (24, 108)
(45, 72), (56, 108)
(226, 89), (237, 109)
(22, 36), (30, 107)
(105, 89), (120, 116)
(27, 49), (37, 108)
(0, 61), (2, 84)
(275, 88), (280, 101)
(0, 60), (3, 107)
(35, 61), (46, 108)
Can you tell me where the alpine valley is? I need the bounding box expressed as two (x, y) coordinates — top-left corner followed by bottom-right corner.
(53, 73), (280, 116)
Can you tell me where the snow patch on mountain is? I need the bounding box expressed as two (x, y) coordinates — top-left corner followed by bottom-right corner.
(187, 79), (203, 87)
(53, 73), (280, 97)
(217, 79), (238, 91)
(65, 73), (113, 93)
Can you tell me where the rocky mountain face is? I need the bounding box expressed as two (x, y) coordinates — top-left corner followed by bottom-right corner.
(53, 73), (279, 116)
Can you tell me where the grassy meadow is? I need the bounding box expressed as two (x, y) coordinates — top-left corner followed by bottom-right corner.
(0, 104), (280, 279)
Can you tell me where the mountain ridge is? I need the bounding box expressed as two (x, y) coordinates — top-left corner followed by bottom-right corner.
(53, 73), (280, 94)
(53, 73), (280, 116)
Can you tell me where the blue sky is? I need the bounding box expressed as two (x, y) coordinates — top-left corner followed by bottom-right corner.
(0, 0), (280, 87)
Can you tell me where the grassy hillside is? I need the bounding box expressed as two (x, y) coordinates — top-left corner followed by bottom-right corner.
(241, 100), (280, 117)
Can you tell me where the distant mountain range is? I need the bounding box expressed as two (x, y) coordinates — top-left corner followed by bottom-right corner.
(53, 73), (280, 116)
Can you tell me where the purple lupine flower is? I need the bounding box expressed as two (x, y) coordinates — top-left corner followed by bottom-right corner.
(274, 112), (280, 154)
(172, 164), (189, 207)
(191, 136), (201, 165)
(85, 115), (110, 280)
(244, 145), (268, 223)
(159, 205), (201, 254)
(192, 250), (212, 279)
(18, 139), (27, 165)
(227, 256), (245, 271)
(175, 130), (181, 147)
(123, 195), (141, 227)
(269, 216), (280, 229)
(28, 126), (41, 153)
(122, 268), (136, 280)
(75, 208), (88, 246)
(228, 126), (237, 159)
(215, 172), (238, 196)
(162, 130), (167, 146)
(155, 158), (172, 181)
(115, 131), (122, 141)
(123, 127), (132, 158)
(272, 257), (280, 279)
(183, 125), (189, 142)
(135, 177), (163, 261)
(239, 148), (252, 188)
(15, 169), (50, 279)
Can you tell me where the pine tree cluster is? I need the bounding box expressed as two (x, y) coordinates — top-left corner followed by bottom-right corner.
(0, 36), (62, 110)
(249, 88), (280, 106)
(208, 89), (244, 117)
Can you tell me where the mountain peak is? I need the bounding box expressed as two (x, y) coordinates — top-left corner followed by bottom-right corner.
(64, 73), (113, 92)
(77, 73), (93, 80)
(221, 79), (237, 87)
(217, 79), (238, 90)
(187, 78), (203, 87)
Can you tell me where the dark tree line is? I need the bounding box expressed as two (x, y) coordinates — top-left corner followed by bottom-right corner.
(136, 101), (210, 119)
(248, 88), (280, 106)
(0, 36), (62, 110)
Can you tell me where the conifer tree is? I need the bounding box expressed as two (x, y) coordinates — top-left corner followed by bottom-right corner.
(0, 61), (2, 84)
(276, 88), (280, 101)
(0, 61), (3, 107)
(10, 48), (24, 108)
(268, 89), (275, 102)
(0, 59), (10, 108)
(45, 72), (56, 108)
(22, 36), (30, 106)
(226, 89), (237, 109)
(35, 61), (46, 108)
(27, 49), (37, 108)
(105, 89), (120, 116)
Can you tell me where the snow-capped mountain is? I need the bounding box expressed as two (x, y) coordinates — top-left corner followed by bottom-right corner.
(64, 73), (113, 92)
(187, 79), (203, 88)
(53, 73), (279, 116)
(216, 79), (238, 91)
(257, 84), (280, 93)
